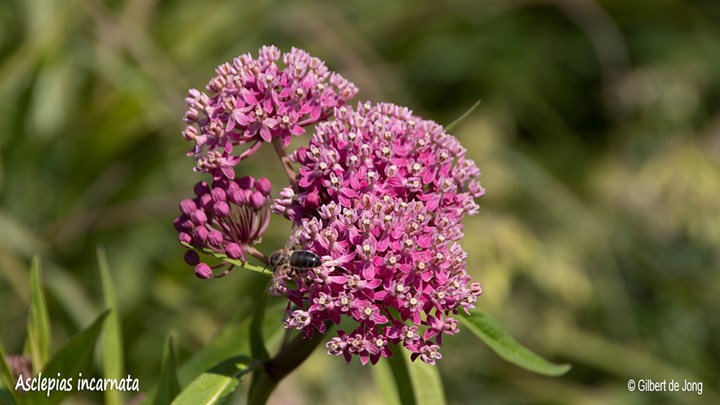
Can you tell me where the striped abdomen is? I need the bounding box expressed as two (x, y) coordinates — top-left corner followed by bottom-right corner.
(289, 250), (321, 269)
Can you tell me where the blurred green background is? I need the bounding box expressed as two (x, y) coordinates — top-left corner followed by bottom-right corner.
(1, 0), (719, 403)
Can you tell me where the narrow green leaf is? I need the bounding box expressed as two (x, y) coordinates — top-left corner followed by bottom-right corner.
(385, 346), (416, 405)
(143, 315), (250, 405)
(403, 350), (446, 405)
(458, 309), (571, 376)
(171, 356), (253, 405)
(177, 316), (251, 386)
(372, 356), (401, 405)
(0, 343), (20, 404)
(444, 100), (482, 132)
(25, 310), (109, 405)
(249, 295), (270, 361)
(385, 344), (447, 405)
(0, 388), (17, 405)
(27, 256), (51, 372)
(247, 294), (270, 401)
(98, 247), (124, 405)
(153, 335), (181, 405)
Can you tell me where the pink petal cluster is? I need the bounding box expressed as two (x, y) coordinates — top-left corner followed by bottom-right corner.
(182, 45), (358, 179)
(174, 176), (271, 278)
(271, 102), (485, 365)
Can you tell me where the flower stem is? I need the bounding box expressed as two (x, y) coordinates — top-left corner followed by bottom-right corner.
(245, 245), (269, 265)
(247, 331), (325, 405)
(272, 138), (297, 183)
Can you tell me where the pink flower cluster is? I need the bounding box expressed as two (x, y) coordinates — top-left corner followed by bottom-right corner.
(174, 176), (271, 279)
(271, 102), (484, 365)
(182, 45), (358, 179)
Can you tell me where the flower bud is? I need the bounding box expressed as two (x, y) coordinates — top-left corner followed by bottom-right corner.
(190, 209), (207, 225)
(250, 191), (267, 209)
(199, 194), (213, 210)
(208, 229), (224, 246)
(211, 187), (227, 202)
(194, 263), (213, 279)
(193, 226), (209, 242)
(179, 199), (197, 216)
(235, 176), (254, 190)
(212, 201), (230, 217)
(184, 250), (200, 265)
(225, 243), (243, 260)
(178, 232), (192, 244)
(194, 181), (210, 196)
(256, 177), (272, 195)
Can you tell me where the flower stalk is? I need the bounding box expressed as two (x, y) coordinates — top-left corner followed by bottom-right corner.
(248, 330), (326, 405)
(272, 137), (297, 183)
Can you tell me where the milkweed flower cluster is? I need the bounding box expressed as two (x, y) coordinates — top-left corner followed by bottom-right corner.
(182, 45), (358, 179)
(271, 102), (485, 365)
(175, 46), (484, 366)
(174, 176), (272, 279)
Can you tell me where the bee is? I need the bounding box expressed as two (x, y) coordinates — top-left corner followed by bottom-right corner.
(268, 248), (322, 278)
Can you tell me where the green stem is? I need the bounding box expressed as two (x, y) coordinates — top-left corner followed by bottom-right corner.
(247, 331), (326, 405)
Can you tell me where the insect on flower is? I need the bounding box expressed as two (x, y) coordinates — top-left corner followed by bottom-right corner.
(268, 245), (322, 278)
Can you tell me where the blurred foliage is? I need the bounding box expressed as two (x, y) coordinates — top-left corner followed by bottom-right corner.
(1, 0), (719, 403)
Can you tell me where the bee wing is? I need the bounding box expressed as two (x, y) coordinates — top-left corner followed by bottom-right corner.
(284, 224), (302, 251)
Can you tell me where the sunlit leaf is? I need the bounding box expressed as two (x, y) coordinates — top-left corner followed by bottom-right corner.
(153, 334), (181, 405)
(372, 356), (401, 405)
(384, 343), (446, 405)
(177, 315), (251, 386)
(171, 356), (253, 405)
(98, 247), (124, 405)
(458, 309), (571, 376)
(385, 353), (414, 405)
(27, 256), (50, 372)
(25, 311), (109, 405)
(403, 349), (446, 405)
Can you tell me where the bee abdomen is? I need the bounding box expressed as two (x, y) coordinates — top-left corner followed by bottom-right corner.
(289, 250), (321, 268)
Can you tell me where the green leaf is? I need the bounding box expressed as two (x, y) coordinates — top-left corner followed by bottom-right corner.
(98, 247), (124, 405)
(385, 348), (416, 405)
(458, 309), (571, 376)
(247, 294), (269, 401)
(153, 335), (181, 405)
(171, 356), (253, 405)
(249, 295), (270, 361)
(384, 344), (446, 405)
(25, 310), (109, 405)
(372, 356), (401, 405)
(0, 388), (17, 405)
(0, 343), (20, 404)
(444, 100), (482, 132)
(27, 256), (51, 372)
(181, 243), (270, 276)
(403, 350), (446, 405)
(177, 315), (251, 386)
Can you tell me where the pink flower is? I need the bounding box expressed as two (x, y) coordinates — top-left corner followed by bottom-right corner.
(174, 176), (271, 278)
(182, 46), (358, 179)
(271, 102), (484, 364)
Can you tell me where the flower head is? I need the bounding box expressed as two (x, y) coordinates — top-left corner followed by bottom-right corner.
(271, 102), (484, 364)
(175, 176), (271, 278)
(183, 46), (358, 179)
